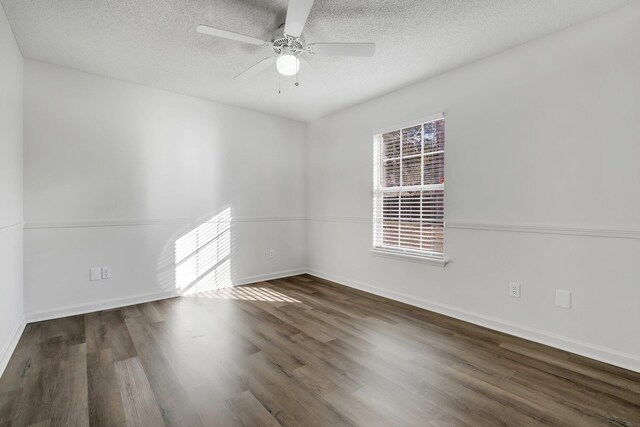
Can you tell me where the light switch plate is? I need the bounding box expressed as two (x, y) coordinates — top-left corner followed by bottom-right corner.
(556, 290), (571, 309)
(101, 267), (111, 279)
(90, 267), (102, 281)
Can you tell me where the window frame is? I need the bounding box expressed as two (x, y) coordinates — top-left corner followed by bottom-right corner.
(372, 112), (447, 267)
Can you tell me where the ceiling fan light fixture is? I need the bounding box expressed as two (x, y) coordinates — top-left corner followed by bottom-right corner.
(196, 0), (377, 83)
(276, 50), (300, 76)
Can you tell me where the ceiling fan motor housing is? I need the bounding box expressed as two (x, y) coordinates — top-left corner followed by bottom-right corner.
(271, 28), (305, 55)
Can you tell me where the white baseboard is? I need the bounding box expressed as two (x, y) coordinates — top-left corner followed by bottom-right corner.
(25, 290), (179, 323)
(307, 269), (640, 373)
(0, 314), (27, 377)
(24, 268), (308, 324)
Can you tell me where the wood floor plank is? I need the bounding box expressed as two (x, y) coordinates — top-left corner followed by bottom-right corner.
(241, 351), (352, 426)
(225, 390), (281, 427)
(0, 388), (21, 425)
(210, 304), (306, 374)
(28, 420), (52, 427)
(11, 342), (89, 427)
(186, 383), (242, 427)
(85, 311), (138, 362)
(86, 349), (126, 427)
(114, 357), (165, 427)
(123, 317), (204, 427)
(0, 274), (639, 426)
(51, 343), (89, 427)
(0, 323), (45, 394)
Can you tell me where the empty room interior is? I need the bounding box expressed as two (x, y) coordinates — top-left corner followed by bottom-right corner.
(1, 0), (640, 425)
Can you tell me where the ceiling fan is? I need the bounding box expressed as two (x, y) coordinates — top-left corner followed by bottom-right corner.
(196, 0), (376, 81)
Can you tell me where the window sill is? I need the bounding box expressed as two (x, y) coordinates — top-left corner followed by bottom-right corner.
(370, 248), (448, 267)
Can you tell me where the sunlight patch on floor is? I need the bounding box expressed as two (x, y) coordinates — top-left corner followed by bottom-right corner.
(186, 285), (300, 303)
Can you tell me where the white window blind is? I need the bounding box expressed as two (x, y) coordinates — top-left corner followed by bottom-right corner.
(373, 116), (445, 261)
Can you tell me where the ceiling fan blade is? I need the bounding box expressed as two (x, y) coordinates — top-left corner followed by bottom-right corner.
(234, 57), (276, 80)
(196, 25), (267, 46)
(308, 43), (376, 57)
(284, 0), (315, 38)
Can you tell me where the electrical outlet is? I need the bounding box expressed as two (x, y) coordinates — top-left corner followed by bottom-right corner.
(268, 249), (275, 259)
(556, 290), (571, 309)
(90, 267), (102, 281)
(509, 282), (521, 298)
(101, 267), (111, 279)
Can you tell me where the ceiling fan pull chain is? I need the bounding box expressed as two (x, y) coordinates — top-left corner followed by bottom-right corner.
(278, 73), (282, 94)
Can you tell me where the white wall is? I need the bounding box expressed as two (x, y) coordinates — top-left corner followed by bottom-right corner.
(23, 60), (307, 319)
(15, 1), (640, 374)
(307, 3), (640, 371)
(0, 4), (24, 374)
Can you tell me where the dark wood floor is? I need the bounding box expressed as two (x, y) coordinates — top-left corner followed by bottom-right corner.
(1, 275), (639, 426)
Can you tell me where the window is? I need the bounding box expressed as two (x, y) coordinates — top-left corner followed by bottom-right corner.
(373, 115), (445, 263)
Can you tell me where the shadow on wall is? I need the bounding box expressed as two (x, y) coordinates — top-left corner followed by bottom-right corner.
(157, 206), (235, 295)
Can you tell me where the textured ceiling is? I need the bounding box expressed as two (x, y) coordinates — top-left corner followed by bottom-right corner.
(1, 0), (636, 121)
